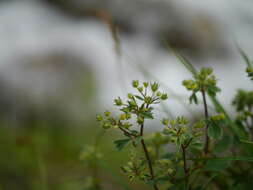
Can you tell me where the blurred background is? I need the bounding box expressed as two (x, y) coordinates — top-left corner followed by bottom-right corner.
(0, 0), (252, 189)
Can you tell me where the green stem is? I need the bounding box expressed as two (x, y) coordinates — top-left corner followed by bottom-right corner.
(140, 123), (159, 190)
(182, 145), (189, 189)
(201, 88), (210, 155)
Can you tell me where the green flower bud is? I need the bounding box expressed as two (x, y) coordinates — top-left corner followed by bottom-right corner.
(193, 121), (205, 129)
(211, 113), (225, 121)
(127, 93), (134, 99)
(114, 97), (123, 106)
(129, 100), (137, 107)
(137, 86), (143, 92)
(126, 113), (132, 119)
(143, 82), (149, 88)
(151, 82), (159, 92)
(156, 91), (162, 97)
(104, 111), (111, 117)
(181, 126), (188, 133)
(123, 122), (132, 129)
(120, 114), (127, 120)
(137, 117), (144, 125)
(160, 93), (168, 100)
(144, 96), (152, 104)
(182, 80), (197, 90)
(96, 114), (103, 121)
(204, 67), (213, 75)
(206, 76), (217, 86)
(102, 122), (111, 129)
(246, 66), (253, 73)
(132, 80), (139, 88)
(162, 118), (169, 125)
(177, 116), (188, 125)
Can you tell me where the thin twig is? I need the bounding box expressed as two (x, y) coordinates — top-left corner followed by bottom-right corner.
(141, 138), (159, 190)
(140, 120), (159, 190)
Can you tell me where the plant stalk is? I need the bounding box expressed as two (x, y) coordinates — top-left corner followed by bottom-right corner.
(140, 123), (159, 190)
(201, 88), (210, 155)
(182, 145), (188, 186)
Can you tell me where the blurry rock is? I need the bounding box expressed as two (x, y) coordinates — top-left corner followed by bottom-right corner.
(1, 51), (96, 127)
(44, 0), (229, 59)
(161, 14), (229, 59)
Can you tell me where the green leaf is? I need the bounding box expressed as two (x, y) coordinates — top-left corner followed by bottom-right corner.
(204, 159), (230, 171)
(208, 122), (223, 139)
(209, 96), (247, 139)
(189, 93), (198, 104)
(214, 135), (233, 153)
(207, 85), (221, 97)
(237, 45), (252, 68)
(240, 139), (253, 145)
(139, 111), (154, 119)
(134, 95), (144, 101)
(169, 47), (198, 77)
(189, 142), (203, 151)
(114, 138), (131, 151)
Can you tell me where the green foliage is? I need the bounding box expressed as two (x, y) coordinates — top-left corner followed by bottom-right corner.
(93, 48), (253, 190)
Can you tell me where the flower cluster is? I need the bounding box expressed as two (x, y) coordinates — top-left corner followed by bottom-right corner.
(96, 80), (168, 133)
(121, 151), (149, 182)
(182, 67), (220, 104)
(162, 117), (203, 148)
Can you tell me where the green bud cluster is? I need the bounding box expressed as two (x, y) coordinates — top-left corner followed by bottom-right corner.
(182, 67), (220, 104)
(211, 113), (225, 122)
(232, 89), (253, 130)
(96, 110), (132, 130)
(97, 80), (168, 132)
(121, 151), (149, 182)
(232, 90), (253, 112)
(162, 116), (203, 147)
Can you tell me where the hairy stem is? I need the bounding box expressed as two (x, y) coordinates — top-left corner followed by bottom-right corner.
(201, 88), (210, 155)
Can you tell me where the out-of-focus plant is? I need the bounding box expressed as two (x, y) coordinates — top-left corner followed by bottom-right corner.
(80, 145), (102, 190)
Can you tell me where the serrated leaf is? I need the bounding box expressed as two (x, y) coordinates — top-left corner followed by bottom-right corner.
(114, 138), (131, 151)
